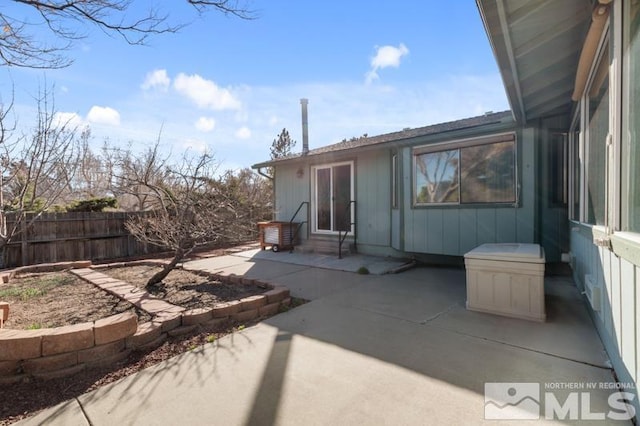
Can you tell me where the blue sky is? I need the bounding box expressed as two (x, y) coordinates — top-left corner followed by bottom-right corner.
(0, 1), (510, 172)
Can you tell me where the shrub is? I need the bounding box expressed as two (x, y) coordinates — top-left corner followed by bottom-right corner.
(67, 197), (118, 212)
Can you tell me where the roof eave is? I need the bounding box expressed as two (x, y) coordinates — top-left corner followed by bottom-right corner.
(476, 0), (524, 123)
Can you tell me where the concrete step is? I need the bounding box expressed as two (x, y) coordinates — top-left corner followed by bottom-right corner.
(295, 236), (354, 256)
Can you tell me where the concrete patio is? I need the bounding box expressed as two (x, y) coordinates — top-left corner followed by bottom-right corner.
(19, 251), (630, 425)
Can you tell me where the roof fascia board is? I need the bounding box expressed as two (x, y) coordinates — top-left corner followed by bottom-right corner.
(476, 0), (522, 123)
(496, 0), (527, 123)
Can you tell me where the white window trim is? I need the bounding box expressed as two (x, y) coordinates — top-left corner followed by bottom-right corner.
(611, 0), (622, 232)
(310, 161), (354, 235)
(582, 24), (610, 228)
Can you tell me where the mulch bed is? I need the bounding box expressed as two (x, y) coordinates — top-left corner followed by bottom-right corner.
(0, 271), (151, 330)
(100, 265), (267, 310)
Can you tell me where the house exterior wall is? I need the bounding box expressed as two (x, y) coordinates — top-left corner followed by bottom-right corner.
(354, 150), (391, 249)
(400, 126), (539, 257)
(567, 0), (640, 411)
(274, 163), (310, 239)
(571, 225), (639, 395)
(537, 117), (571, 262)
(269, 121), (568, 260)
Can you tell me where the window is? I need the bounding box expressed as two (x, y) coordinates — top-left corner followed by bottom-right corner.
(586, 43), (609, 226)
(623, 1), (640, 232)
(415, 149), (459, 203)
(413, 134), (516, 205)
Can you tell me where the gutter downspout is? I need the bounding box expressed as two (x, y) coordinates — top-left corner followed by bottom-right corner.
(256, 167), (273, 181)
(256, 167), (275, 221)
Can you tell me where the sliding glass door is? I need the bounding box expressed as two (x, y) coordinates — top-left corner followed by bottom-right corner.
(313, 162), (354, 233)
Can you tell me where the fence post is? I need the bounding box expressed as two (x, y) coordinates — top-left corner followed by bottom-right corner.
(21, 217), (28, 266)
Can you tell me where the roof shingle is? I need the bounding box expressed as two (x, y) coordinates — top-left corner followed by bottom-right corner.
(253, 110), (513, 168)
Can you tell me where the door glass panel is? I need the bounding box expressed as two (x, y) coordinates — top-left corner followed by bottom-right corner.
(316, 168), (331, 230)
(333, 165), (352, 231)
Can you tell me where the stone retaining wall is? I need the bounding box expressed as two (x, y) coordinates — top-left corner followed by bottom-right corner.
(0, 311), (137, 384)
(0, 260), (291, 383)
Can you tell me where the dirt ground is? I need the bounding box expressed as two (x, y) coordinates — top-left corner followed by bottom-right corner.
(0, 272), (150, 329)
(0, 264), (266, 330)
(101, 265), (267, 309)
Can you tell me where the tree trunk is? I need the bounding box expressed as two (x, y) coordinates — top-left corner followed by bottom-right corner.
(146, 247), (185, 287)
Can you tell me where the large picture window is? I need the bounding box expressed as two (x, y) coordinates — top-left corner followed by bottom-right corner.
(413, 134), (516, 205)
(623, 1), (640, 233)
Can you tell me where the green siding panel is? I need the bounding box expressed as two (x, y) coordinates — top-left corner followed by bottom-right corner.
(476, 209), (497, 244)
(274, 163), (310, 239)
(442, 209), (460, 255)
(496, 208), (517, 242)
(459, 210), (478, 254)
(517, 127), (536, 244)
(356, 151), (390, 247)
(391, 210), (401, 250)
(426, 209), (444, 253)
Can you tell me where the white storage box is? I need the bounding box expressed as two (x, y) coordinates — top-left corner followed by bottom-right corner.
(464, 243), (546, 322)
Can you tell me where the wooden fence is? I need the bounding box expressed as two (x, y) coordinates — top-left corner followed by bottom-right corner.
(2, 212), (165, 268)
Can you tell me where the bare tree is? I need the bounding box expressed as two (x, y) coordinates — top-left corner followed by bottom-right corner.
(125, 150), (253, 287)
(103, 138), (172, 211)
(1, 0), (255, 68)
(64, 128), (112, 200)
(0, 87), (83, 265)
(218, 167), (272, 227)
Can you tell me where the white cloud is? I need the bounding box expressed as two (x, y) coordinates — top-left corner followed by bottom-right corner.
(268, 115), (279, 126)
(173, 73), (241, 110)
(141, 69), (171, 91)
(365, 43), (410, 84)
(53, 112), (85, 129)
(235, 126), (251, 139)
(87, 106), (121, 126)
(195, 116), (216, 132)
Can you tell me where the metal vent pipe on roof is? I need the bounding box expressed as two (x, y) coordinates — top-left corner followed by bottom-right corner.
(300, 98), (309, 155)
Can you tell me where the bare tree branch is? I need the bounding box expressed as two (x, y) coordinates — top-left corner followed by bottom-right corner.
(0, 86), (83, 265)
(1, 0), (255, 68)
